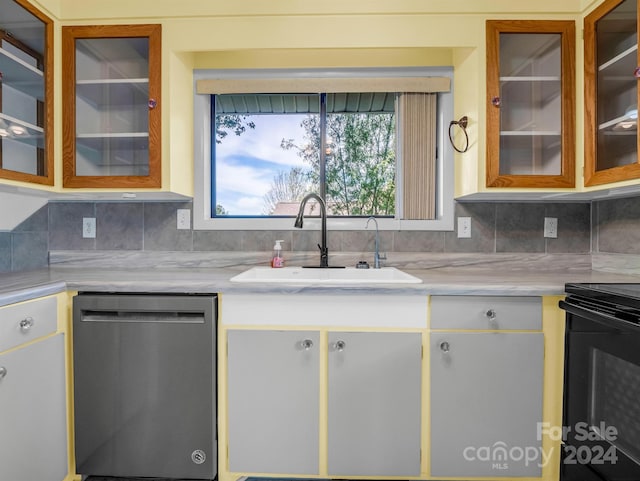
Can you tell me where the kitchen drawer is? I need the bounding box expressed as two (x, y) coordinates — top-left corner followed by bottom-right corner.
(0, 296), (58, 352)
(430, 295), (541, 330)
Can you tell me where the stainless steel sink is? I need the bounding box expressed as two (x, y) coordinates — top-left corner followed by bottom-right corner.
(230, 266), (422, 284)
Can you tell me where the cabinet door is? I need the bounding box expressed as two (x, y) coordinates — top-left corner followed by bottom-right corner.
(0, 334), (67, 481)
(0, 0), (54, 185)
(486, 20), (575, 188)
(585, 0), (640, 186)
(62, 24), (161, 188)
(227, 330), (319, 474)
(430, 332), (543, 477)
(328, 331), (422, 476)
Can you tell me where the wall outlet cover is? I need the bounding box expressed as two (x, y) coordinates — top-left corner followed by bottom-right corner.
(544, 217), (558, 238)
(83, 217), (96, 239)
(177, 209), (191, 230)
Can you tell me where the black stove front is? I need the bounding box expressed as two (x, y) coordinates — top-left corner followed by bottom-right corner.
(560, 284), (640, 481)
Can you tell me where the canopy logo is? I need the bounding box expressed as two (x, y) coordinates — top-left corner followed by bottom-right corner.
(462, 441), (553, 470)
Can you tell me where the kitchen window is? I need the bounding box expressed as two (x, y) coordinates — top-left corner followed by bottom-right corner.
(193, 68), (455, 231)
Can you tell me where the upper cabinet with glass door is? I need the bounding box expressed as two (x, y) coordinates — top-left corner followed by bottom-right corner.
(0, 0), (52, 185)
(585, 0), (640, 186)
(486, 20), (575, 188)
(62, 24), (161, 188)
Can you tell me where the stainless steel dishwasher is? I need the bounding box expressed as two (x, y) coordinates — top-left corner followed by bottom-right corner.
(72, 293), (217, 480)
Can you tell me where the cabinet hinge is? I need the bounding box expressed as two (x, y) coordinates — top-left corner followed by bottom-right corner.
(421, 345), (424, 359)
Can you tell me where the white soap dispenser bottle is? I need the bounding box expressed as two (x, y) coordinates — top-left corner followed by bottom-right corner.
(271, 239), (285, 268)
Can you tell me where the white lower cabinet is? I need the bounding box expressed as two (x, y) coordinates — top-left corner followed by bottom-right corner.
(430, 331), (544, 478)
(227, 330), (320, 474)
(327, 331), (422, 476)
(0, 333), (67, 481)
(226, 329), (422, 477)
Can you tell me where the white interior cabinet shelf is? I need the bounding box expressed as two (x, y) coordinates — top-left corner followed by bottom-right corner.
(0, 47), (43, 100)
(0, 112), (44, 148)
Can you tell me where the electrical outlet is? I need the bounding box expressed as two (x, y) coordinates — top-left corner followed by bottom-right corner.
(457, 217), (472, 238)
(544, 217), (558, 238)
(83, 217), (96, 239)
(177, 209), (191, 230)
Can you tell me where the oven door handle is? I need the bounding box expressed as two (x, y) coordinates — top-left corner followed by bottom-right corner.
(559, 298), (640, 333)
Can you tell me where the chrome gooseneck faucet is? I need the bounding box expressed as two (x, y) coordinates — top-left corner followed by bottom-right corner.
(294, 193), (329, 268)
(365, 216), (385, 269)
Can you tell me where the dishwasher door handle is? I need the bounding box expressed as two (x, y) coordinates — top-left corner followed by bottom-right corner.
(80, 310), (205, 324)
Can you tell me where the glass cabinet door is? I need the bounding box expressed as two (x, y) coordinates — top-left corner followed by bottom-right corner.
(486, 20), (575, 188)
(0, 0), (53, 185)
(62, 25), (161, 188)
(585, 0), (640, 186)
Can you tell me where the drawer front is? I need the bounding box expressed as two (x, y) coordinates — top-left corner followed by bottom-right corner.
(0, 296), (58, 352)
(430, 295), (541, 330)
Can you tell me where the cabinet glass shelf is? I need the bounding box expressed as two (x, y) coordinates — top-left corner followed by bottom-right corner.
(0, 47), (44, 100)
(76, 79), (149, 106)
(0, 112), (44, 148)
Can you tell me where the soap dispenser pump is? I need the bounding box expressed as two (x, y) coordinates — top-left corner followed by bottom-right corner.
(271, 239), (285, 268)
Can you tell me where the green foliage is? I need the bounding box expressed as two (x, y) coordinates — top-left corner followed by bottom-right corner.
(215, 114), (256, 144)
(215, 204), (228, 215)
(281, 112), (395, 216)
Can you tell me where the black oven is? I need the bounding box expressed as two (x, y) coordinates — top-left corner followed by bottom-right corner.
(560, 283), (640, 481)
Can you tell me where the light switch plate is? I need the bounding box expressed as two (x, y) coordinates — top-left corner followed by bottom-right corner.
(457, 217), (471, 238)
(544, 217), (558, 238)
(83, 217), (96, 238)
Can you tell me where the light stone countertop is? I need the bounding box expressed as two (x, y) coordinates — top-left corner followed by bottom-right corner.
(1, 261), (640, 308)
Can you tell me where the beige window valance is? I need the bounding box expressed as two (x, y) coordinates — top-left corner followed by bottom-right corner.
(196, 76), (450, 95)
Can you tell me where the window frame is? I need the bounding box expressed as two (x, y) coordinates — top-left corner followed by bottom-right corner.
(193, 67), (454, 231)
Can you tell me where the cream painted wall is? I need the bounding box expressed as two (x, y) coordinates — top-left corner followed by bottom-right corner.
(2, 0), (609, 197)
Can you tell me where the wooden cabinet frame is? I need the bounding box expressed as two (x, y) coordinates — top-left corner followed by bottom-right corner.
(62, 24), (161, 188)
(486, 20), (576, 188)
(584, 0), (640, 186)
(0, 0), (53, 185)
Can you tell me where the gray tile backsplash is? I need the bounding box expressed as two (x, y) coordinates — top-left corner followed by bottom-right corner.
(143, 202), (193, 251)
(0, 198), (608, 273)
(96, 203), (144, 250)
(545, 203), (591, 254)
(394, 231), (445, 252)
(11, 232), (48, 271)
(595, 197), (640, 254)
(2, 205), (50, 272)
(193, 230), (243, 251)
(0, 233), (11, 273)
(445, 203), (496, 253)
(496, 203), (546, 253)
(49, 202), (96, 250)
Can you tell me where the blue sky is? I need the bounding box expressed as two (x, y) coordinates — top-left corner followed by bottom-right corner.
(215, 114), (311, 215)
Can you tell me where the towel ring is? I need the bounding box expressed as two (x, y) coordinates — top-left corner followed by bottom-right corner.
(448, 116), (469, 153)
